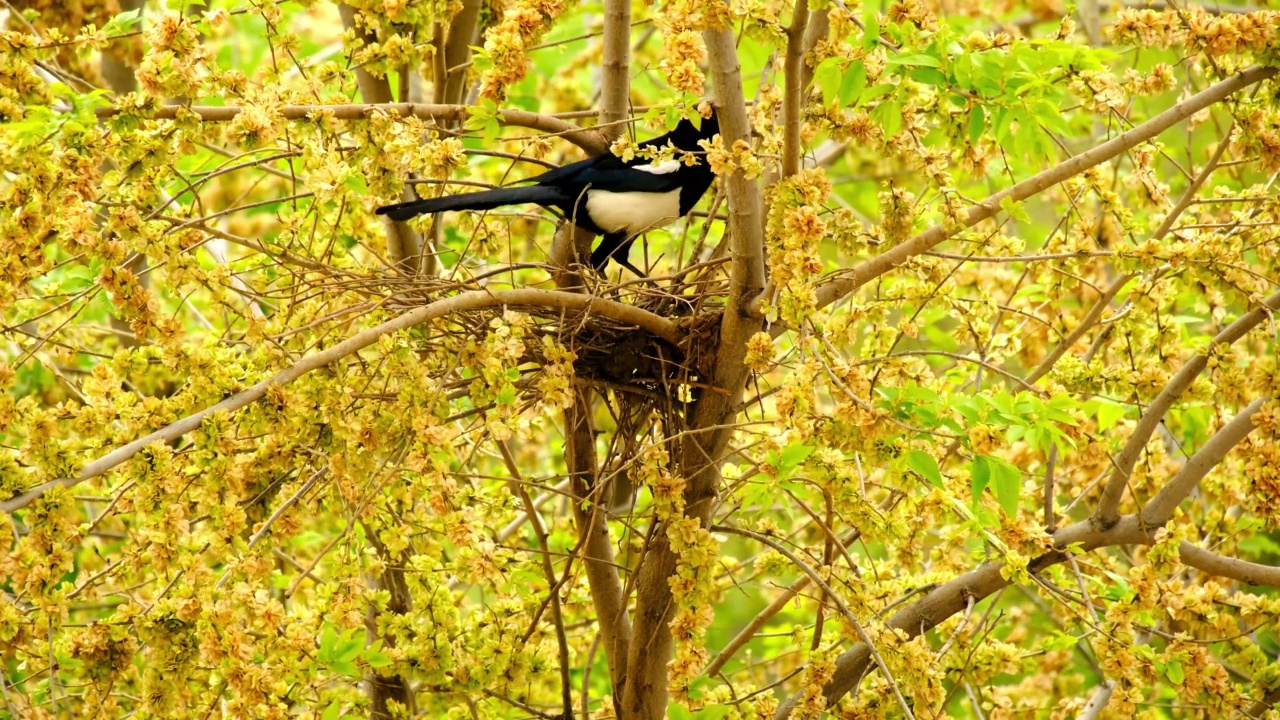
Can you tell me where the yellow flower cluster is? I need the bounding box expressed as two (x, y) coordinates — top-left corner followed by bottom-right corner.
(478, 0), (567, 102)
(1109, 8), (1280, 56)
(1237, 106), (1280, 172)
(655, 0), (718, 96)
(1244, 401), (1280, 526)
(534, 336), (577, 410)
(1068, 70), (1128, 114)
(887, 0), (939, 32)
(765, 169), (831, 323)
(136, 12), (210, 98)
(743, 331), (775, 372)
(703, 134), (763, 181)
(1123, 63), (1176, 97)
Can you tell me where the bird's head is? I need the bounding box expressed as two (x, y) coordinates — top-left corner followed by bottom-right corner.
(670, 102), (720, 152)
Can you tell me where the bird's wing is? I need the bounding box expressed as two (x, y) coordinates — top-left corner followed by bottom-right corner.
(535, 153), (684, 193)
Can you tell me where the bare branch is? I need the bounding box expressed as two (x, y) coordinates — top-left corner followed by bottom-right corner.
(799, 8), (828, 93)
(1178, 542), (1280, 587)
(713, 524), (916, 720)
(1026, 273), (1133, 384)
(442, 0), (484, 105)
(498, 441), (574, 718)
(1, 289), (681, 514)
(1095, 293), (1280, 527)
(94, 103), (610, 155)
(1247, 685), (1280, 720)
(704, 527), (862, 677)
(1077, 681), (1115, 720)
(811, 65), (1279, 315)
(599, 0), (632, 140)
(564, 387), (632, 693)
(780, 0), (810, 179)
(704, 27), (768, 306)
(1142, 398), (1264, 525)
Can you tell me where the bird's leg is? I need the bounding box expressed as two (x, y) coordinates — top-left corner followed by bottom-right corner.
(590, 231), (630, 272)
(613, 236), (663, 289)
(616, 258), (649, 279)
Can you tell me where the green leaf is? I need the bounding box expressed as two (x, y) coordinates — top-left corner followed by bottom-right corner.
(812, 58), (842, 102)
(665, 105), (681, 129)
(1041, 631), (1079, 651)
(1165, 661), (1184, 685)
(871, 100), (902, 137)
(970, 455), (990, 505)
(906, 450), (943, 488)
(323, 702), (342, 720)
(968, 105), (985, 145)
(983, 455), (1022, 516)
(667, 703), (694, 720)
(1094, 399), (1127, 431)
(101, 7), (143, 36)
(497, 384), (517, 405)
(336, 635), (362, 663)
(999, 195), (1031, 224)
(365, 648), (392, 669)
(858, 84), (896, 104)
(839, 62), (867, 105)
(777, 443), (815, 476)
(862, 6), (880, 48)
(695, 706), (730, 720)
(907, 67), (947, 86)
(886, 53), (941, 67)
(319, 625), (337, 656)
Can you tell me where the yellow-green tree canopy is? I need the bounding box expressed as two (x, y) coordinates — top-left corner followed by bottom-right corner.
(3, 1), (1280, 719)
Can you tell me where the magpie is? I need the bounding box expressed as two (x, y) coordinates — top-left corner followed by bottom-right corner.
(375, 108), (720, 275)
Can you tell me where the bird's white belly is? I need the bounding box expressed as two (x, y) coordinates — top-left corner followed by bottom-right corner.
(585, 189), (681, 236)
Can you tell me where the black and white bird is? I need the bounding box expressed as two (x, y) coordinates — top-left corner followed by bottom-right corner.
(375, 109), (720, 275)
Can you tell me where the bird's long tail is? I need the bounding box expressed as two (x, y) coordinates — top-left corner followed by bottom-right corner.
(375, 185), (570, 222)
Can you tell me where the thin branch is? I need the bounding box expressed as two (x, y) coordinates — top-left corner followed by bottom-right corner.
(565, 386), (632, 691)
(1248, 686), (1280, 719)
(1142, 398), (1265, 526)
(94, 103), (610, 155)
(774, 398), (1277, 718)
(1044, 444), (1059, 533)
(704, 526), (866, 676)
(1027, 121), (1236, 383)
(1076, 681), (1115, 720)
(498, 441), (573, 719)
(1, 289), (681, 514)
(1026, 274), (1133, 384)
(245, 467), (329, 550)
(809, 65), (1279, 316)
(781, 0), (810, 179)
(1094, 292), (1280, 527)
(714, 524), (916, 720)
